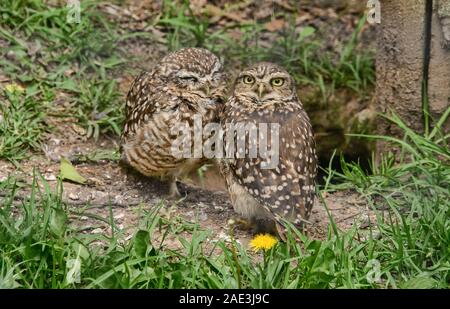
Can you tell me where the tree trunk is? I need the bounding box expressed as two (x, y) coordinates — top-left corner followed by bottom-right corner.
(430, 0), (450, 128)
(376, 0), (450, 152)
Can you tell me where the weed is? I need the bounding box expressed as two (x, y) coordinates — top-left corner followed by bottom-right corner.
(158, 0), (210, 50)
(70, 77), (124, 139)
(0, 85), (48, 162)
(0, 0), (126, 146)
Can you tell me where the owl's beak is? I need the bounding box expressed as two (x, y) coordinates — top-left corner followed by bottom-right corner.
(257, 83), (268, 99)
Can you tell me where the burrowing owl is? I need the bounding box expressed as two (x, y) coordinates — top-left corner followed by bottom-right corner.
(220, 62), (317, 239)
(121, 48), (226, 197)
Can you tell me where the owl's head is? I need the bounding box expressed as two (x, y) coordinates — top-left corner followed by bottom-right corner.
(159, 48), (227, 104)
(233, 62), (296, 104)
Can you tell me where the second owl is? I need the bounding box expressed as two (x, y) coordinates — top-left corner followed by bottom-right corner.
(220, 62), (317, 239)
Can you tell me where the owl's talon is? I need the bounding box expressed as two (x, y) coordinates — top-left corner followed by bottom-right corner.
(230, 217), (253, 231)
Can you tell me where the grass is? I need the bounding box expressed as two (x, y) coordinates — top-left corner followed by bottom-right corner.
(0, 85), (49, 163)
(0, 0), (120, 70)
(68, 77), (123, 139)
(158, 0), (211, 50)
(325, 109), (450, 288)
(1, 109), (448, 288)
(0, 0), (126, 152)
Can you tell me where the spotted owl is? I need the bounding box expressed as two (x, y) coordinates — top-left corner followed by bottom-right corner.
(121, 48), (227, 197)
(219, 62), (317, 239)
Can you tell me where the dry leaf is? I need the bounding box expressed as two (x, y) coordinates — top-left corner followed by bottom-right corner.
(265, 19), (286, 32)
(296, 13), (313, 25)
(205, 4), (245, 23)
(190, 0), (207, 15)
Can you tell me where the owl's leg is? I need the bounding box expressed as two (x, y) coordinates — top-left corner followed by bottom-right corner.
(168, 177), (181, 198)
(118, 150), (131, 169)
(254, 218), (277, 235)
(234, 217), (253, 231)
(233, 217), (276, 235)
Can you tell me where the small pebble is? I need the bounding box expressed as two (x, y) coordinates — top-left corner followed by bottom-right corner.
(68, 193), (79, 200)
(6, 50), (15, 60)
(45, 174), (57, 181)
(51, 138), (61, 146)
(199, 212), (208, 221)
(114, 213), (125, 220)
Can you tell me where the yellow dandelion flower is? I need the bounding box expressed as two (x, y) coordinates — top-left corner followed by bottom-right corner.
(5, 83), (25, 94)
(250, 233), (277, 252)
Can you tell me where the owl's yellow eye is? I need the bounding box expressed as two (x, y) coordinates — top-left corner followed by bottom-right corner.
(271, 78), (284, 87)
(243, 75), (255, 84)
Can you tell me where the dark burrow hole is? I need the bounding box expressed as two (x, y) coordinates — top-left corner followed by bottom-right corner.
(316, 150), (373, 186)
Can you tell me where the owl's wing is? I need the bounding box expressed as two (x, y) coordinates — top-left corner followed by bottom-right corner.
(227, 104), (317, 228)
(122, 70), (162, 140)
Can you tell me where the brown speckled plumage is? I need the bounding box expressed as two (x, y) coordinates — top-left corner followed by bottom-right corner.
(121, 48), (226, 196)
(219, 62), (317, 238)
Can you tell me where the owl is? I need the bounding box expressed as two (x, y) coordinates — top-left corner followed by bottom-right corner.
(121, 48), (227, 197)
(219, 62), (317, 239)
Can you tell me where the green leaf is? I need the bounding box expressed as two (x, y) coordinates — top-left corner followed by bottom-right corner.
(134, 230), (150, 257)
(49, 208), (67, 237)
(401, 274), (438, 289)
(59, 157), (87, 184)
(71, 243), (90, 260)
(66, 257), (82, 285)
(299, 26), (315, 40)
(58, 78), (78, 92)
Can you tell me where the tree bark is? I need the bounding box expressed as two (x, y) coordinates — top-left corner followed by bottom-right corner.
(376, 0), (450, 152)
(430, 0), (450, 128)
